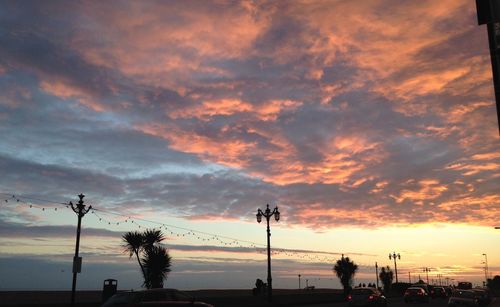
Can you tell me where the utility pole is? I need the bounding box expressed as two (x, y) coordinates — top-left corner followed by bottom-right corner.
(408, 271), (412, 284)
(298, 274), (301, 290)
(70, 194), (92, 307)
(375, 262), (379, 289)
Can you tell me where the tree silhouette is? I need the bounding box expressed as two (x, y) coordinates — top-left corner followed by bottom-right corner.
(122, 231), (146, 280)
(122, 229), (171, 288)
(142, 245), (172, 288)
(142, 229), (165, 249)
(379, 266), (394, 293)
(333, 254), (358, 296)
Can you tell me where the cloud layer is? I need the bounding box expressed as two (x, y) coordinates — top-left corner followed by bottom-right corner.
(0, 0), (498, 232)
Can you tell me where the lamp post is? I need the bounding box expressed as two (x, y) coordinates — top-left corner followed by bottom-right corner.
(70, 194), (92, 307)
(389, 252), (401, 283)
(423, 267), (431, 284)
(475, 0), (500, 133)
(482, 253), (489, 282)
(256, 204), (280, 303)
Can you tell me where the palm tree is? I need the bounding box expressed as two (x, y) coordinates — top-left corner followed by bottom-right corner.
(379, 266), (394, 293)
(333, 254), (358, 296)
(142, 229), (165, 250)
(122, 229), (172, 289)
(142, 245), (172, 288)
(122, 231), (146, 279)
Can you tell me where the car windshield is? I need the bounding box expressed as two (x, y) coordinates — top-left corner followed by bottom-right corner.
(407, 288), (423, 294)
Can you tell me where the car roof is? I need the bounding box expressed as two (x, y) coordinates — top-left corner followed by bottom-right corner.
(124, 288), (181, 293)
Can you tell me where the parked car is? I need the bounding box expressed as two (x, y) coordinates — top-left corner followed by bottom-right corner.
(101, 288), (214, 307)
(411, 283), (431, 296)
(404, 287), (430, 303)
(348, 287), (387, 307)
(431, 287), (448, 298)
(471, 288), (492, 306)
(448, 290), (479, 307)
(457, 282), (473, 290)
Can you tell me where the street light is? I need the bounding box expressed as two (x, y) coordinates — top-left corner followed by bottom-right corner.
(389, 252), (401, 283)
(256, 204), (280, 303)
(423, 267), (431, 284)
(482, 253), (489, 282)
(69, 194), (92, 307)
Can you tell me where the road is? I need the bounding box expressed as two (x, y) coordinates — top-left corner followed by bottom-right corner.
(296, 296), (499, 307)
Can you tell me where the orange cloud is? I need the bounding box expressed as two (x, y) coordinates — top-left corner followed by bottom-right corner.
(40, 80), (106, 112)
(392, 179), (448, 204)
(436, 194), (500, 224)
(136, 121), (385, 186)
(71, 1), (272, 93)
(170, 99), (302, 121)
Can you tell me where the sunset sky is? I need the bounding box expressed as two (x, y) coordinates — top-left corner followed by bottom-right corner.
(0, 0), (499, 291)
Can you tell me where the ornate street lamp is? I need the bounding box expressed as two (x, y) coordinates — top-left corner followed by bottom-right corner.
(482, 253), (489, 282)
(69, 194), (92, 307)
(422, 267), (431, 284)
(256, 204), (280, 303)
(389, 252), (401, 283)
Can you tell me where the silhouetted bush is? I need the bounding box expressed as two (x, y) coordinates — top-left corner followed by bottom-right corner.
(252, 279), (266, 296)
